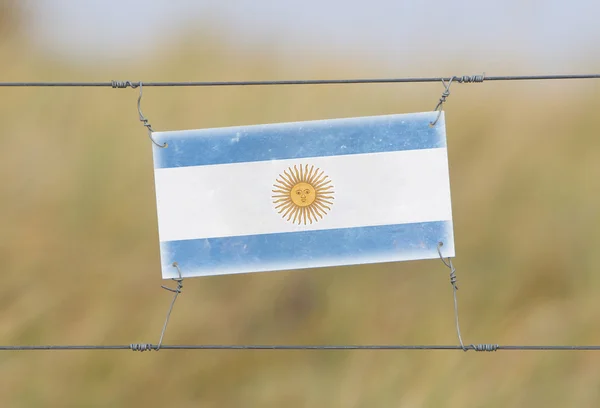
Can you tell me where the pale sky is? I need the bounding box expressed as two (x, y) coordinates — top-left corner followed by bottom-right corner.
(24, 0), (600, 72)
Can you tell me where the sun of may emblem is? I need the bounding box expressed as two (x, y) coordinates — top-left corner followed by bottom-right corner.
(272, 164), (335, 225)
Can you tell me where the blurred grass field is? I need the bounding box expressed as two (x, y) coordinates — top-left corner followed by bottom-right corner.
(2, 2), (600, 407)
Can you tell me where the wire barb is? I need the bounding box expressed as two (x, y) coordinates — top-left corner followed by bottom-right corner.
(156, 262), (184, 350)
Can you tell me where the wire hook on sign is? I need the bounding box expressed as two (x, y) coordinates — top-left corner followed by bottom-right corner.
(156, 262), (184, 350)
(136, 82), (167, 148)
(437, 242), (465, 349)
(429, 73), (485, 127)
(436, 242), (498, 352)
(111, 80), (166, 148)
(129, 262), (184, 352)
(429, 78), (454, 127)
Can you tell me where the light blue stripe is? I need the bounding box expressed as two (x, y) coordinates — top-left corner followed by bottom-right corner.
(159, 220), (454, 278)
(153, 112), (446, 169)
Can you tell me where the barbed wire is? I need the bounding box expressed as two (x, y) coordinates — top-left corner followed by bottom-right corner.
(0, 73), (598, 87)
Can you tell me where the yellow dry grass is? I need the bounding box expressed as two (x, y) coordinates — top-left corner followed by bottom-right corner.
(1, 4), (600, 407)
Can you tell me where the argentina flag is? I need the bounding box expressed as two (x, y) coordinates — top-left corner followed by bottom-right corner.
(151, 111), (454, 279)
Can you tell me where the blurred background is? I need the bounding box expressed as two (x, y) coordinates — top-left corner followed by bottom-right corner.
(1, 0), (600, 406)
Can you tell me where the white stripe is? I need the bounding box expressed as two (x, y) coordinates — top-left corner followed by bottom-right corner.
(154, 149), (453, 242)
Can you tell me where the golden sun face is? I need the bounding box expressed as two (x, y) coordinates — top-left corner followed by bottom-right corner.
(272, 164), (334, 225)
(291, 182), (315, 207)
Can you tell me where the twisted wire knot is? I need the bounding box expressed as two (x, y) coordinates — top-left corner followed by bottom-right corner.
(447, 253), (458, 291)
(454, 74), (485, 83)
(161, 263), (184, 294)
(437, 88), (451, 108)
(469, 344), (499, 352)
(448, 265), (458, 290)
(111, 80), (139, 89)
(161, 275), (183, 294)
(139, 114), (154, 133)
(130, 343), (154, 352)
